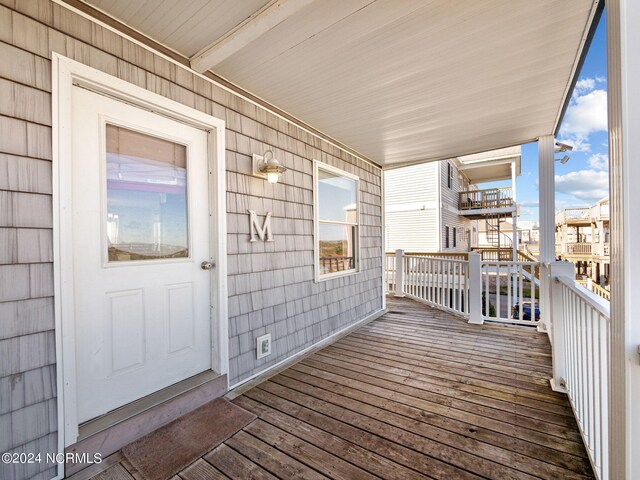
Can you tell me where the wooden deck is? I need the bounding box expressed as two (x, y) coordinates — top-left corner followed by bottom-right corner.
(84, 297), (594, 480)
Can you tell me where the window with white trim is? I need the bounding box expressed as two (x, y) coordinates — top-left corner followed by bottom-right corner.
(314, 162), (359, 280)
(447, 162), (454, 189)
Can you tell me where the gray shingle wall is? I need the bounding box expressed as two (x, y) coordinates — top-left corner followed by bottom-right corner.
(0, 1), (383, 478)
(226, 141), (383, 385)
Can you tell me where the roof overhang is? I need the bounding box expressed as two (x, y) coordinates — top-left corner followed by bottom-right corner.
(68, 0), (602, 168)
(456, 146), (521, 184)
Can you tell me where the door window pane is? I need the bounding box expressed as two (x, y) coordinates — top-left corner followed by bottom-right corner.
(318, 222), (357, 275)
(106, 124), (189, 262)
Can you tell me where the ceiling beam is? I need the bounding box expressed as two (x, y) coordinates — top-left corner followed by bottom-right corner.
(190, 0), (314, 73)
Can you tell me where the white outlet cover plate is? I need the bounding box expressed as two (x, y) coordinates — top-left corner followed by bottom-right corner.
(256, 333), (272, 359)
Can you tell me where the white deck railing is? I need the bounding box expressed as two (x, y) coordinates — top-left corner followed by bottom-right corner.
(551, 269), (610, 480)
(403, 254), (469, 316)
(479, 260), (541, 325)
(385, 251), (468, 316)
(386, 251), (610, 479)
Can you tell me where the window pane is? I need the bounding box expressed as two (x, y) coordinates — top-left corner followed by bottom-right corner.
(106, 124), (188, 262)
(319, 223), (356, 275)
(318, 169), (357, 223)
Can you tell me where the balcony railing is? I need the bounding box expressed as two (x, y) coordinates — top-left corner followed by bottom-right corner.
(556, 204), (609, 225)
(458, 187), (513, 211)
(479, 260), (541, 325)
(557, 243), (610, 257)
(386, 251), (610, 479)
(319, 256), (355, 273)
(576, 279), (611, 301)
(567, 243), (592, 254)
(385, 253), (468, 315)
(386, 250), (540, 324)
(552, 268), (610, 480)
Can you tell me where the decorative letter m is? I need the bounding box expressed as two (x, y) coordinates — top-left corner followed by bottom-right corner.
(248, 210), (274, 242)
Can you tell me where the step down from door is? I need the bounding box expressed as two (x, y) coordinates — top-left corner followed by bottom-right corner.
(122, 397), (256, 480)
(65, 372), (228, 476)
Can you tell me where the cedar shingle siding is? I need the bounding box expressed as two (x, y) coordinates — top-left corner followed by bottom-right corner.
(0, 2), (383, 479)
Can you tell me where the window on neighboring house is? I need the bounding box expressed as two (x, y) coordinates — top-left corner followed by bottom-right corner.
(453, 227), (457, 248)
(447, 162), (454, 189)
(445, 226), (450, 249)
(314, 161), (359, 280)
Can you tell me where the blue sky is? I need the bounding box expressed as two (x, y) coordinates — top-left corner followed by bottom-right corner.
(514, 11), (608, 223)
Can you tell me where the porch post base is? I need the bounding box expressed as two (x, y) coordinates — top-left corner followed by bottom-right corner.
(549, 377), (568, 394)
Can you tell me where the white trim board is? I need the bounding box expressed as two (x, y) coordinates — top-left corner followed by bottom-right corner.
(50, 0), (382, 172)
(226, 308), (387, 395)
(52, 53), (228, 479)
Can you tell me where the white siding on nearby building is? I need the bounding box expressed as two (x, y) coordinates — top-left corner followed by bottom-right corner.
(385, 160), (475, 253)
(384, 162), (439, 252)
(441, 207), (471, 253)
(439, 161), (471, 252)
(440, 160), (466, 209)
(385, 210), (439, 252)
(385, 162), (439, 205)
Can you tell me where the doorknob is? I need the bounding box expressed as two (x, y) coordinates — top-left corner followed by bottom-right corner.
(201, 261), (214, 270)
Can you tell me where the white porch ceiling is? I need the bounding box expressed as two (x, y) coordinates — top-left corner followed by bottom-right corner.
(83, 0), (600, 168)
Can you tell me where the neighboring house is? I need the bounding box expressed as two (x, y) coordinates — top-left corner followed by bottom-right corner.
(385, 147), (521, 258)
(556, 197), (610, 287)
(517, 220), (540, 246)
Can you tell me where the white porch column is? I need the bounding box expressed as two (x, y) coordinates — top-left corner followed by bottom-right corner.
(607, 1), (640, 478)
(511, 161), (518, 302)
(538, 134), (555, 333)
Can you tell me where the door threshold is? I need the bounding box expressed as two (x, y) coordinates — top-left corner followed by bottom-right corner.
(79, 370), (222, 440)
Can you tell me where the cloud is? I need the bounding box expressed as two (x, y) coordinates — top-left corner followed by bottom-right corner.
(555, 170), (609, 203)
(573, 76), (606, 96)
(520, 200), (539, 207)
(561, 89), (608, 137)
(574, 78), (595, 94)
(587, 152), (608, 171)
(558, 78), (608, 152)
(556, 134), (591, 152)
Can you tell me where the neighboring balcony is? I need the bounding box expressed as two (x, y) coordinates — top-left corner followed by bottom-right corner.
(555, 204), (609, 226)
(556, 242), (610, 258)
(458, 187), (516, 218)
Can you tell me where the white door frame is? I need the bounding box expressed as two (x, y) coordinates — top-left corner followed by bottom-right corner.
(51, 53), (228, 473)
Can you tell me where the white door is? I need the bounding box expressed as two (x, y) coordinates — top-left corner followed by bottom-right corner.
(71, 86), (213, 423)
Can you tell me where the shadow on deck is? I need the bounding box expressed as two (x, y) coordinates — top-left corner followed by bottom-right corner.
(82, 297), (594, 480)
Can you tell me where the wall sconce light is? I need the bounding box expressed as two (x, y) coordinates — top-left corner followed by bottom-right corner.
(253, 150), (287, 184)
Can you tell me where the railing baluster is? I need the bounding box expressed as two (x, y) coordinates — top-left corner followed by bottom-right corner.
(496, 264), (501, 320)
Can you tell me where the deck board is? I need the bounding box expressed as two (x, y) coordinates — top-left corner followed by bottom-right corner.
(80, 297), (594, 480)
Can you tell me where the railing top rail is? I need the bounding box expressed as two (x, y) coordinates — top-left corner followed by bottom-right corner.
(459, 186), (512, 193)
(404, 255), (469, 265)
(386, 251), (468, 258)
(480, 260), (540, 267)
(556, 275), (611, 317)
